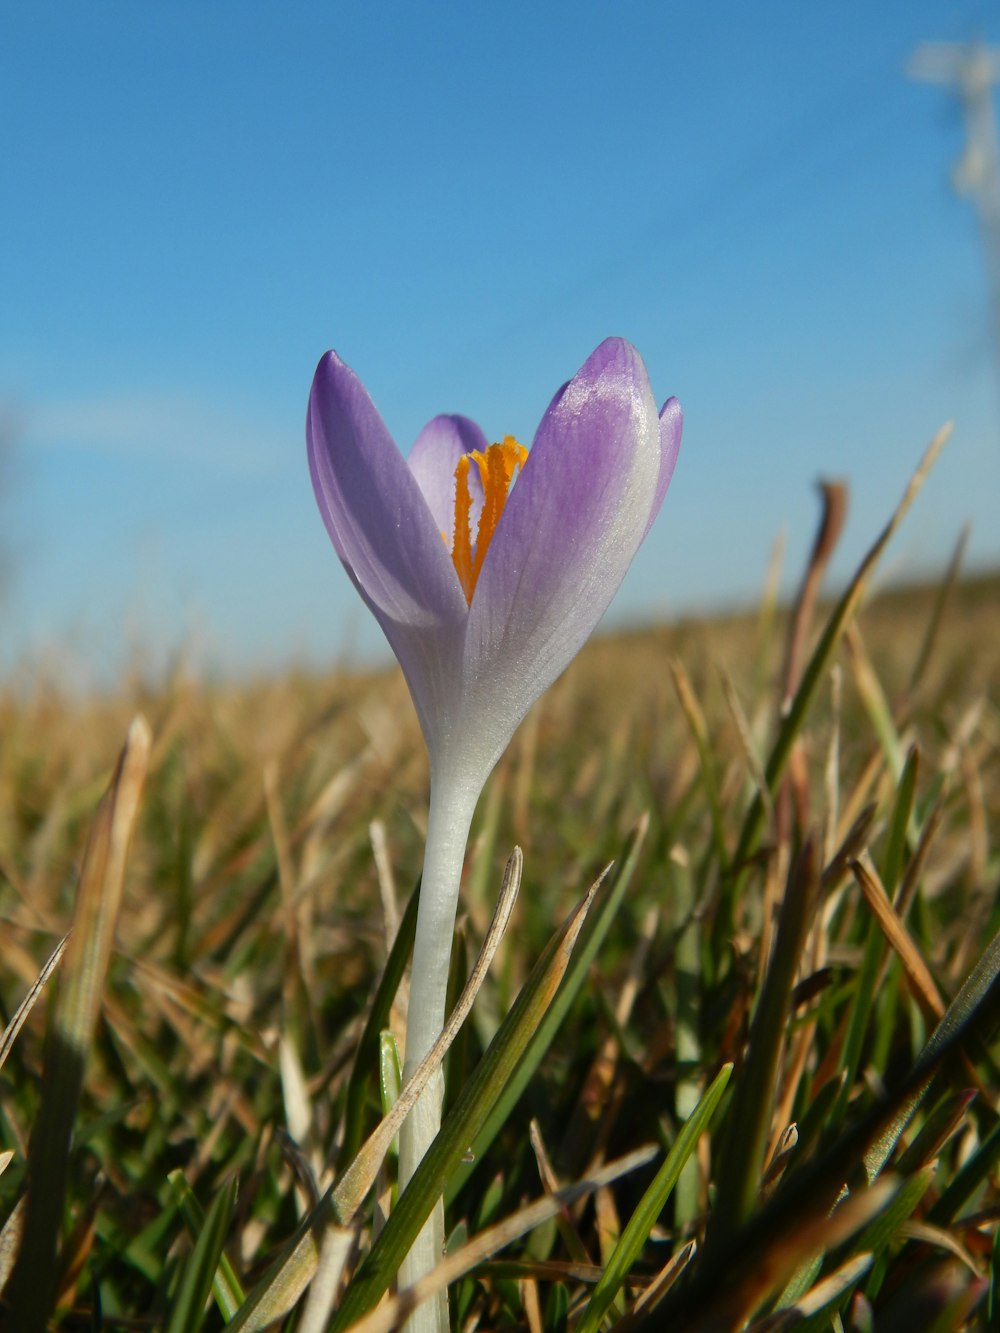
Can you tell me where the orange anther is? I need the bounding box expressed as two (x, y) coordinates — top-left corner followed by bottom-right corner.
(450, 436), (527, 604)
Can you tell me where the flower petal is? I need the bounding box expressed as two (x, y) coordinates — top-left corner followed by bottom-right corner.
(456, 338), (665, 774)
(645, 396), (683, 537)
(407, 414), (487, 549)
(307, 352), (468, 627)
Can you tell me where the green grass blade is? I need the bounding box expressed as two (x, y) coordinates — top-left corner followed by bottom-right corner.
(445, 815), (648, 1204)
(575, 1062), (732, 1333)
(864, 922), (1000, 1181)
(702, 840), (819, 1265)
(338, 876), (420, 1170)
(168, 1168), (246, 1319)
(857, 1165), (933, 1277)
(832, 751), (919, 1128)
(165, 1176), (238, 1333)
(928, 1119), (1000, 1226)
(881, 744), (919, 895)
(379, 1029), (402, 1159)
(329, 877), (602, 1331)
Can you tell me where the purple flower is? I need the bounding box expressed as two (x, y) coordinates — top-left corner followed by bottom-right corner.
(307, 337), (681, 794)
(308, 337), (680, 1326)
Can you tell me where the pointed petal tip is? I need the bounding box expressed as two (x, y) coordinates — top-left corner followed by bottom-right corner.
(584, 335), (646, 377)
(659, 395), (683, 449)
(310, 348), (354, 398)
(643, 396), (682, 538)
(661, 394), (688, 469)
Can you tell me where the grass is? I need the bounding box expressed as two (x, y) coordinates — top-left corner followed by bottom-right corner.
(1, 441), (999, 1330)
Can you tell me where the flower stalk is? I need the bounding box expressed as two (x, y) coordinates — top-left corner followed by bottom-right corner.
(396, 774), (479, 1329)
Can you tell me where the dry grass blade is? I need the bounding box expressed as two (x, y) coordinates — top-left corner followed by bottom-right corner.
(720, 667), (773, 826)
(670, 658), (727, 866)
(620, 1240), (697, 1326)
(850, 856), (944, 1023)
(332, 846), (523, 1223)
(7, 715), (151, 1332)
(296, 1227), (357, 1333)
(777, 480), (848, 839)
(898, 1220), (979, 1273)
(750, 1251), (874, 1329)
(341, 1145), (658, 1333)
(0, 1197), (26, 1298)
(671, 1178), (897, 1333)
(780, 480), (848, 715)
(0, 932), (69, 1075)
(906, 521), (970, 698)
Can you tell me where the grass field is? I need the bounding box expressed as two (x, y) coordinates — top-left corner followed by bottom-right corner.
(1, 462), (999, 1329)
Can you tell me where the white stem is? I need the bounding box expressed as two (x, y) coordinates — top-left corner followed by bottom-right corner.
(398, 772), (480, 1333)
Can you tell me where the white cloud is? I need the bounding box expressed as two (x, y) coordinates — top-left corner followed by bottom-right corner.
(25, 391), (291, 475)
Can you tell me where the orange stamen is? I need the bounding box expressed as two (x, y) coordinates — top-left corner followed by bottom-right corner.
(450, 435), (528, 604)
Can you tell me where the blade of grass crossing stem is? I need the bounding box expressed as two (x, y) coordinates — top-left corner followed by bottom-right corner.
(702, 841), (819, 1267)
(831, 750), (919, 1129)
(8, 717), (151, 1333)
(576, 1063), (733, 1333)
(446, 816), (648, 1205)
(332, 850), (522, 1224)
(329, 879), (601, 1331)
(165, 1177), (238, 1333)
(731, 425), (950, 878)
(168, 1169), (245, 1319)
(339, 877), (420, 1170)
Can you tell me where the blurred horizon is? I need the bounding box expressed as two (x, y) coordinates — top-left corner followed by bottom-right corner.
(3, 1), (1000, 686)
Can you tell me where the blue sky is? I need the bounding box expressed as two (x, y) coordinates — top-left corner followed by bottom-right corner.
(3, 0), (998, 683)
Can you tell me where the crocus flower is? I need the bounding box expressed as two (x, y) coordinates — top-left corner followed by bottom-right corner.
(308, 337), (680, 1326)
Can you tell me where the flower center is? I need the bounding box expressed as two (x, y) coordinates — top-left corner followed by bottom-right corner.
(451, 435), (528, 604)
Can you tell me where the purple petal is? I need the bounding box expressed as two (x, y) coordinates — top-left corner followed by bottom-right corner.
(459, 338), (663, 771)
(407, 414), (487, 548)
(307, 352), (468, 628)
(645, 396), (682, 538)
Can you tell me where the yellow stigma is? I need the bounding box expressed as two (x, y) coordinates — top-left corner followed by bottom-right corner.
(451, 434), (528, 604)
